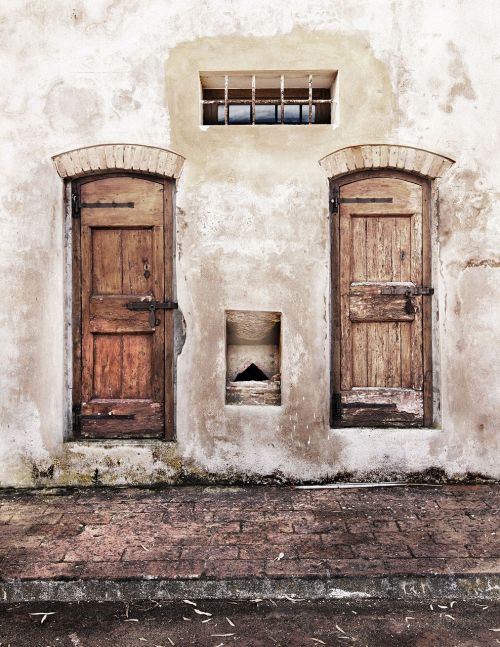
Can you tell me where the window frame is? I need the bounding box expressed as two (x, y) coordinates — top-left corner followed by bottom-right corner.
(201, 72), (336, 126)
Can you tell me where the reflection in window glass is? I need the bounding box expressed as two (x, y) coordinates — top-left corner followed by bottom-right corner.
(217, 105), (225, 124)
(284, 105), (300, 124)
(301, 105), (316, 123)
(229, 105), (251, 124)
(255, 105), (277, 124)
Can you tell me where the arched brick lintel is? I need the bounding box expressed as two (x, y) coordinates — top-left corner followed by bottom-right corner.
(52, 144), (186, 180)
(319, 144), (454, 180)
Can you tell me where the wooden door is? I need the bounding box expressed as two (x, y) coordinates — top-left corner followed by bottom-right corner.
(73, 175), (174, 439)
(331, 173), (432, 427)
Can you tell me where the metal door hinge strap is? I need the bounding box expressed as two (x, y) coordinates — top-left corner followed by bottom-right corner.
(126, 300), (179, 327)
(125, 300), (178, 311)
(81, 414), (135, 420)
(71, 193), (80, 218)
(80, 202), (134, 208)
(329, 189), (393, 213)
(381, 286), (434, 296)
(340, 197), (393, 204)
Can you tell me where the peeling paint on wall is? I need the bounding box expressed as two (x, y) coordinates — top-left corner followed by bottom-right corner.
(0, 0), (499, 487)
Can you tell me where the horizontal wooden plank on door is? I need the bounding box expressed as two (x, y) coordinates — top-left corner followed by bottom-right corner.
(349, 294), (415, 321)
(339, 388), (423, 427)
(80, 399), (164, 438)
(80, 177), (164, 222)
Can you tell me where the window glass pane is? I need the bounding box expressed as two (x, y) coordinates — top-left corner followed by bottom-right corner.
(255, 105), (277, 124)
(301, 104), (316, 123)
(217, 104), (225, 124)
(284, 105), (300, 124)
(228, 105), (251, 124)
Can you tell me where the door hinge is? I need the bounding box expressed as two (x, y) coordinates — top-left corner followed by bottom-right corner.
(71, 192), (80, 219)
(72, 403), (81, 432)
(80, 414), (135, 420)
(332, 393), (342, 418)
(330, 189), (394, 214)
(330, 187), (339, 213)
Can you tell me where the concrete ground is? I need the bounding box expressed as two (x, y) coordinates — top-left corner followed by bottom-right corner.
(0, 484), (499, 602)
(1, 599), (499, 646)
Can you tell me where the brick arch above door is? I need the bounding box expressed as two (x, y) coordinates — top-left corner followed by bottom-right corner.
(319, 144), (454, 179)
(52, 144), (185, 180)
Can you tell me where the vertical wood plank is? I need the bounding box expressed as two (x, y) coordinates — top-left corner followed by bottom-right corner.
(72, 190), (82, 416)
(80, 224), (93, 402)
(331, 182), (342, 420)
(122, 229), (154, 295)
(351, 217), (367, 281)
(351, 322), (368, 386)
(399, 216), (412, 282)
(366, 217), (378, 281)
(122, 334), (153, 398)
(386, 322), (401, 387)
(92, 229), (122, 294)
(93, 334), (122, 398)
(339, 205), (352, 390)
(380, 217), (393, 281)
(400, 321), (412, 387)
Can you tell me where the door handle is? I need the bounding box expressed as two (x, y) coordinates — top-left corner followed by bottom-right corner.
(125, 300), (178, 327)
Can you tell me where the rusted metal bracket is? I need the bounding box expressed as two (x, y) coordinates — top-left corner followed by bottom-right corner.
(381, 286), (434, 296)
(80, 414), (135, 420)
(80, 202), (134, 209)
(71, 193), (80, 218)
(125, 300), (178, 327)
(330, 188), (393, 213)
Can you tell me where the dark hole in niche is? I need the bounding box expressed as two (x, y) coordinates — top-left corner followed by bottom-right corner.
(226, 310), (281, 406)
(234, 363), (269, 382)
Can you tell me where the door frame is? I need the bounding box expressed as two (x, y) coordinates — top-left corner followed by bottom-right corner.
(330, 169), (433, 428)
(67, 171), (176, 440)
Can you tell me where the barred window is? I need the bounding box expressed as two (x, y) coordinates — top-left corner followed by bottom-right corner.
(200, 71), (337, 126)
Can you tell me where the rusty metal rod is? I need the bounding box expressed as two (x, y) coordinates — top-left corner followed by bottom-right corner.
(202, 98), (332, 105)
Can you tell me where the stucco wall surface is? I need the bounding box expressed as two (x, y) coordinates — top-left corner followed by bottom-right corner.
(0, 0), (499, 486)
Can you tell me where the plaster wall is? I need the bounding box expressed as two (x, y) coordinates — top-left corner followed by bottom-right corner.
(0, 0), (499, 486)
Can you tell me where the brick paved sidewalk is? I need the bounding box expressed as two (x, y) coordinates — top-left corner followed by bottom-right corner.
(0, 484), (499, 601)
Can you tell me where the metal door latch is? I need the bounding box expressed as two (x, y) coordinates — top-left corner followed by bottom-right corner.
(125, 300), (178, 326)
(380, 286), (434, 296)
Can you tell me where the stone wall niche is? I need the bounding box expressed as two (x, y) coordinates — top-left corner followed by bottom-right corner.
(226, 311), (281, 406)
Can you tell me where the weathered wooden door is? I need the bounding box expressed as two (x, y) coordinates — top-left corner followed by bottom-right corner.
(331, 173), (432, 427)
(73, 175), (174, 439)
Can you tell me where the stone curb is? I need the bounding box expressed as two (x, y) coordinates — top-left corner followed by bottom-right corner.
(2, 575), (499, 603)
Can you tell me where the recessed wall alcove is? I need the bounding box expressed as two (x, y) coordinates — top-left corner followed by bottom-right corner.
(226, 311), (281, 406)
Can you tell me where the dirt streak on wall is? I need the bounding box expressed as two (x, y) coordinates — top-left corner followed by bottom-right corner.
(0, 0), (499, 486)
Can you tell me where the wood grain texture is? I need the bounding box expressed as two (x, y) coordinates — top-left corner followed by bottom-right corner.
(338, 388), (424, 427)
(76, 174), (173, 439)
(331, 171), (432, 427)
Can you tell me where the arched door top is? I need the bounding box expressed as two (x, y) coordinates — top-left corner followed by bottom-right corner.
(319, 144), (454, 180)
(52, 144), (185, 180)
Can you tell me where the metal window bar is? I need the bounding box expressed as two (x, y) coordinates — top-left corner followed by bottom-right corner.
(204, 73), (334, 124)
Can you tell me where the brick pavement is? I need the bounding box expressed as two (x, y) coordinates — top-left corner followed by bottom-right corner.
(0, 484), (498, 600)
